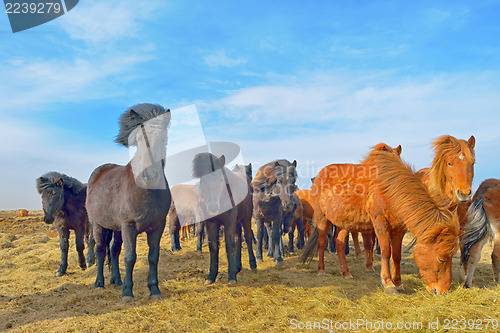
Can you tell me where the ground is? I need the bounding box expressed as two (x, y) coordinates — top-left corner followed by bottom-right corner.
(0, 210), (499, 332)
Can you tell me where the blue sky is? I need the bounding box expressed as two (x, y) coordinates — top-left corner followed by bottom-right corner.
(1, 0), (500, 209)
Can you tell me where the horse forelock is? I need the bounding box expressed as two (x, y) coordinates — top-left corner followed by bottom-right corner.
(369, 151), (458, 248)
(428, 135), (476, 197)
(115, 103), (168, 147)
(36, 171), (84, 194)
(252, 160), (296, 191)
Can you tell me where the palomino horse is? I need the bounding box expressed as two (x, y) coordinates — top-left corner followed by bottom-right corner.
(301, 143), (401, 279)
(460, 179), (500, 287)
(168, 184), (204, 253)
(193, 153), (256, 284)
(36, 172), (94, 276)
(367, 150), (460, 294)
(253, 159), (298, 266)
(86, 104), (171, 302)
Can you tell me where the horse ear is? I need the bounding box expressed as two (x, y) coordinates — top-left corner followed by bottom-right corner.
(292, 160), (297, 167)
(468, 135), (475, 149)
(275, 161), (280, 167)
(395, 145), (402, 155)
(248, 163), (252, 168)
(218, 155), (226, 167)
(311, 177), (316, 183)
(129, 108), (140, 118)
(56, 178), (64, 188)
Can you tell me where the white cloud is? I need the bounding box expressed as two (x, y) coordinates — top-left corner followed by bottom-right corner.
(204, 50), (247, 69)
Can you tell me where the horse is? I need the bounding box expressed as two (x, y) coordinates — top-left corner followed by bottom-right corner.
(193, 153), (256, 284)
(301, 143), (401, 280)
(18, 209), (29, 217)
(36, 172), (94, 276)
(460, 178), (500, 287)
(253, 159), (298, 266)
(366, 150), (460, 294)
(168, 184), (204, 253)
(86, 103), (171, 302)
(285, 193), (305, 253)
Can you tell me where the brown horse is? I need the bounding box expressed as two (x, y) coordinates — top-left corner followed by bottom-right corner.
(460, 179), (500, 287)
(86, 104), (171, 302)
(301, 143), (401, 280)
(18, 209), (29, 217)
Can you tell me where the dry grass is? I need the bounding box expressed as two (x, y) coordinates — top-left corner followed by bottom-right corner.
(1, 210), (499, 332)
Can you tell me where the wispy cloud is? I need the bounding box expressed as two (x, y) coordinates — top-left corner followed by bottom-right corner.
(204, 50), (247, 69)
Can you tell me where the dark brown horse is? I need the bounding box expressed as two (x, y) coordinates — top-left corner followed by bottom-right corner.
(460, 178), (500, 287)
(86, 104), (171, 302)
(253, 159), (298, 266)
(193, 153), (256, 284)
(285, 192), (305, 252)
(36, 172), (94, 276)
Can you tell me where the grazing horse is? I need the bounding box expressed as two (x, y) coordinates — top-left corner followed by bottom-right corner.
(86, 104), (171, 302)
(193, 153), (256, 284)
(36, 172), (94, 276)
(169, 184), (204, 253)
(253, 159), (298, 266)
(367, 150), (460, 294)
(301, 144), (401, 279)
(460, 179), (500, 287)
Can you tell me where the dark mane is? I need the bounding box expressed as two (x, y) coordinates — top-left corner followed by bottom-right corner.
(192, 153), (225, 178)
(115, 103), (167, 147)
(252, 160), (297, 191)
(36, 171), (85, 194)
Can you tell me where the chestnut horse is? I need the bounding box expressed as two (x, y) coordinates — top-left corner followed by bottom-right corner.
(460, 179), (500, 287)
(301, 143), (401, 280)
(367, 150), (460, 294)
(86, 104), (171, 302)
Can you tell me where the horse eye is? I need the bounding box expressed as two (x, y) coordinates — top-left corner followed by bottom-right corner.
(437, 258), (445, 263)
(447, 162), (453, 167)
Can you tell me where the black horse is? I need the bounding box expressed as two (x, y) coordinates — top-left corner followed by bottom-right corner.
(253, 159), (298, 266)
(193, 153), (256, 284)
(36, 172), (95, 276)
(86, 104), (171, 302)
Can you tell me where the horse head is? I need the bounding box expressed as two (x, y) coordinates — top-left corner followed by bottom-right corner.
(275, 160), (298, 213)
(194, 153), (228, 217)
(37, 176), (65, 224)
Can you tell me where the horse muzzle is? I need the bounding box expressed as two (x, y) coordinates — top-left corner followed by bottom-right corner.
(456, 189), (472, 202)
(43, 215), (55, 224)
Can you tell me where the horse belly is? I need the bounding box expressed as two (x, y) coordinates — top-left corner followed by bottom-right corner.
(320, 193), (373, 233)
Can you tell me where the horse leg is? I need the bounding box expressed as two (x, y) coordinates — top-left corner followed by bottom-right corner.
(169, 213), (181, 252)
(74, 226), (87, 270)
(224, 221), (240, 283)
(316, 214), (329, 275)
(376, 231), (396, 293)
(196, 221), (204, 254)
(390, 227), (406, 291)
(255, 217), (265, 263)
(271, 214), (284, 266)
(492, 237), (500, 285)
(109, 230), (123, 287)
(263, 225), (269, 251)
(296, 217), (305, 250)
(351, 232), (363, 259)
(205, 222), (220, 285)
(85, 221), (96, 268)
(121, 224), (138, 302)
(361, 232), (375, 273)
(266, 222), (274, 258)
(288, 222), (295, 253)
(94, 225), (109, 289)
(335, 228), (353, 279)
(242, 217), (257, 272)
(56, 227), (70, 277)
(328, 225), (336, 253)
(147, 224), (165, 300)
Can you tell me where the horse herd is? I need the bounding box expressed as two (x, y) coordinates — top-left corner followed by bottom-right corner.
(34, 103), (500, 303)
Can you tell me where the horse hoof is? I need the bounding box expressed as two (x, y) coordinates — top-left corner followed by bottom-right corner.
(204, 279), (215, 286)
(251, 268), (258, 273)
(395, 285), (405, 291)
(384, 286), (399, 294)
(55, 271), (65, 277)
(276, 261), (284, 267)
(356, 254), (364, 259)
(86, 262), (94, 268)
(228, 280), (237, 285)
(317, 271), (326, 276)
(197, 250), (202, 254)
(256, 258), (263, 264)
(343, 274), (354, 280)
(150, 294), (163, 301)
(366, 268), (375, 274)
(122, 296), (134, 303)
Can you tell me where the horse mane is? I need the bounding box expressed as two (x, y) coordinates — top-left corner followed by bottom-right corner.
(361, 143), (401, 163)
(36, 171), (85, 194)
(115, 103), (168, 147)
(252, 160), (296, 191)
(369, 151), (459, 257)
(192, 153), (225, 178)
(427, 135), (475, 201)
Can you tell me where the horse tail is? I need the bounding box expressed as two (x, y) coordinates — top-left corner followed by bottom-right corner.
(460, 197), (492, 265)
(300, 227), (319, 264)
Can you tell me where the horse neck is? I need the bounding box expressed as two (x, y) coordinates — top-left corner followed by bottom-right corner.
(426, 166), (455, 207)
